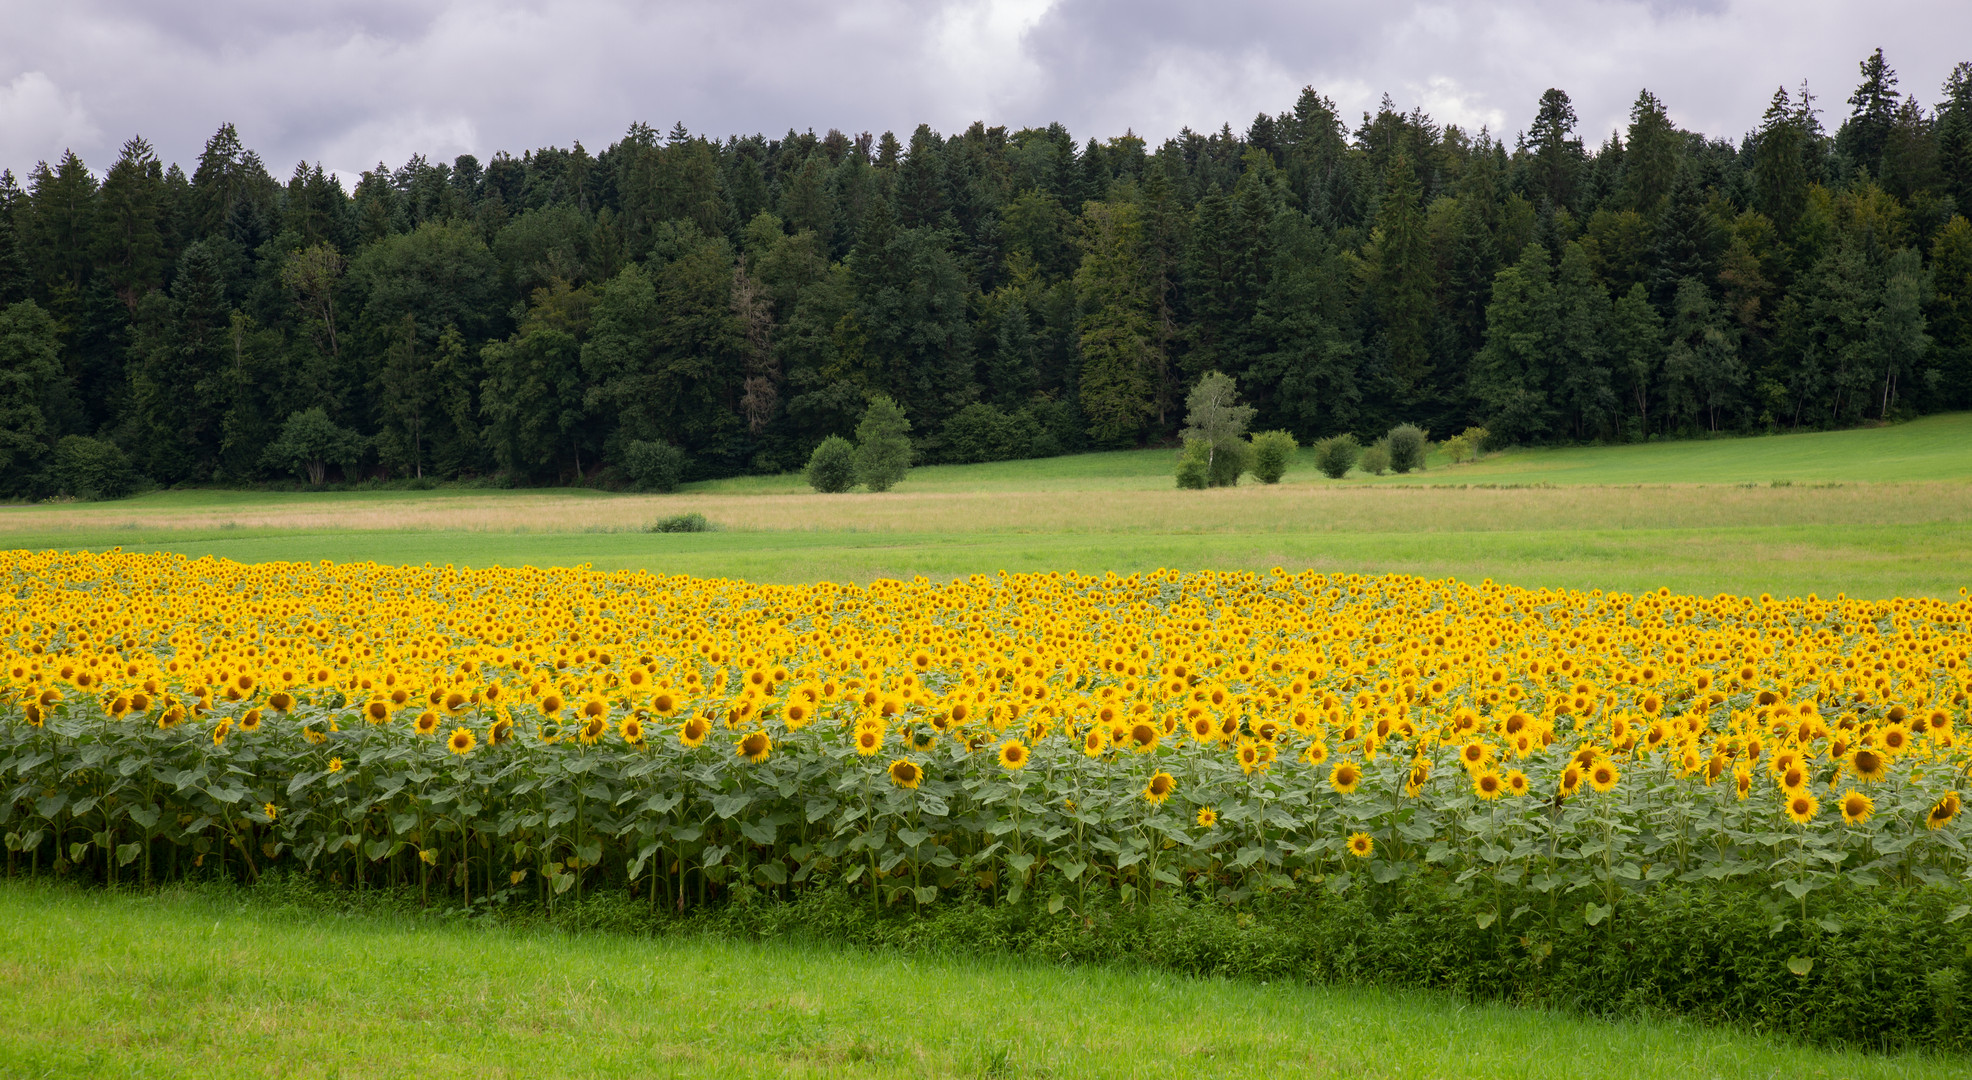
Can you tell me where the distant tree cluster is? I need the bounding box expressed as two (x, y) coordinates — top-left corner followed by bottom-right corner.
(2, 49), (1970, 497)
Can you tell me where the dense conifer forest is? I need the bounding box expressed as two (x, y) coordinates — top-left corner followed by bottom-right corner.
(1, 48), (1969, 492)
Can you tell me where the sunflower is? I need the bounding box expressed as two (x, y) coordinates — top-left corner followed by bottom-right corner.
(1734, 767), (1754, 800)
(1143, 771), (1176, 804)
(1346, 832), (1374, 857)
(1083, 727), (1107, 758)
(782, 700), (813, 730)
(443, 690), (469, 714)
(678, 715), (711, 748)
(855, 726), (883, 756)
(1880, 723), (1911, 755)
(579, 716), (607, 744)
(1779, 764), (1809, 791)
(262, 802), (278, 821)
(211, 719), (231, 747)
(1459, 740), (1490, 770)
(1588, 761), (1619, 793)
(488, 717), (514, 746)
(1303, 741), (1330, 766)
(738, 730), (773, 763)
(1851, 747), (1889, 782)
(364, 699), (391, 724)
(1839, 789), (1874, 825)
(413, 711), (440, 736)
(239, 709), (262, 732)
(1786, 791), (1820, 825)
(1504, 769), (1529, 797)
(1330, 761), (1362, 795)
(620, 717), (645, 745)
(1473, 769), (1505, 800)
(1129, 721), (1159, 753)
(1196, 806), (1219, 828)
(327, 756), (343, 773)
(997, 740), (1029, 770)
(650, 690), (679, 717)
(888, 758), (923, 790)
(539, 692), (565, 717)
(1928, 792), (1962, 830)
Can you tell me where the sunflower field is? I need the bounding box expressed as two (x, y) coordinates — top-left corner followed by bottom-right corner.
(4, 548), (1969, 929)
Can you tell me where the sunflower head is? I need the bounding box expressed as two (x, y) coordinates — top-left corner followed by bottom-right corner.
(620, 717), (645, 745)
(739, 730), (772, 763)
(1588, 761), (1619, 792)
(414, 711), (440, 736)
(1928, 792), (1962, 830)
(1330, 760), (1362, 795)
(997, 740), (1029, 770)
(1786, 791), (1820, 825)
(1839, 789), (1874, 825)
(1196, 806), (1218, 828)
(327, 756), (343, 773)
(1346, 832), (1374, 858)
(447, 727), (476, 755)
(678, 715), (711, 747)
(1143, 771), (1175, 804)
(1851, 747), (1889, 782)
(1474, 770), (1504, 800)
(888, 758), (923, 790)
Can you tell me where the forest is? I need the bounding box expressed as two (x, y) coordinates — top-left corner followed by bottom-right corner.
(1, 48), (1969, 492)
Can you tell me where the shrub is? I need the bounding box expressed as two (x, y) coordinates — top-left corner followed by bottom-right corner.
(49, 435), (139, 500)
(805, 436), (857, 493)
(1248, 430), (1298, 484)
(1360, 437), (1391, 476)
(262, 408), (366, 486)
(647, 512), (712, 533)
(853, 395), (913, 492)
(1386, 424), (1428, 473)
(1312, 434), (1360, 479)
(1175, 440), (1211, 489)
(621, 439), (687, 492)
(1175, 437), (1250, 489)
(941, 403), (1032, 464)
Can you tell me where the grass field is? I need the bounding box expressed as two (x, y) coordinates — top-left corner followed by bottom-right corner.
(1, 882), (1959, 1080)
(2, 414), (1968, 597)
(7, 421), (1972, 1076)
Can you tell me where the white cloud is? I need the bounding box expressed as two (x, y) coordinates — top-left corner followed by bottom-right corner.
(0, 0), (1966, 178)
(0, 72), (100, 173)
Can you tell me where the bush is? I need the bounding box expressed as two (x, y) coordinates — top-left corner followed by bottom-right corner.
(853, 395), (913, 492)
(1360, 437), (1391, 476)
(1386, 424), (1427, 473)
(49, 435), (139, 500)
(263, 408), (366, 486)
(1248, 430), (1298, 484)
(941, 403), (1031, 464)
(805, 436), (857, 493)
(1175, 438), (1250, 489)
(621, 439), (687, 492)
(646, 512), (713, 533)
(1175, 440), (1211, 489)
(1312, 434), (1360, 479)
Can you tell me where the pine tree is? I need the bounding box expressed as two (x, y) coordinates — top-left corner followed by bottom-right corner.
(1935, 64), (1972, 214)
(1552, 242), (1614, 438)
(1609, 283), (1666, 435)
(94, 136), (168, 313)
(1524, 88), (1583, 211)
(1752, 86), (1809, 229)
(1838, 48), (1900, 178)
(1472, 243), (1557, 442)
(1372, 154), (1435, 400)
(1620, 90), (1680, 215)
(1075, 200), (1156, 444)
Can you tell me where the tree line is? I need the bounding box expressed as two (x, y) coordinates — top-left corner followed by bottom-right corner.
(2, 48), (1970, 495)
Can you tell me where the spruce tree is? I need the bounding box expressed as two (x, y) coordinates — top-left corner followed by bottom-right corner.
(853, 394), (912, 491)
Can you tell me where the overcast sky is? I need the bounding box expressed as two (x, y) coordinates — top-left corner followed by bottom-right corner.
(2, 0), (1968, 183)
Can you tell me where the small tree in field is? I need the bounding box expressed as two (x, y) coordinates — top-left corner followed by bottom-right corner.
(264, 408), (365, 486)
(1386, 423), (1428, 473)
(1313, 434), (1360, 479)
(1249, 430), (1298, 484)
(806, 436), (857, 493)
(853, 395), (913, 492)
(1177, 371), (1255, 488)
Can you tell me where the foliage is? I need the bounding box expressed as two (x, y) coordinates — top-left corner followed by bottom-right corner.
(48, 436), (139, 500)
(262, 408), (366, 486)
(1312, 434), (1361, 479)
(1442, 426), (1492, 466)
(647, 512), (713, 534)
(1386, 424), (1429, 473)
(1179, 371), (1255, 487)
(853, 394), (912, 492)
(805, 435), (857, 493)
(1248, 431), (1298, 485)
(620, 439), (686, 493)
(1360, 438), (1392, 476)
(6, 551), (1971, 963)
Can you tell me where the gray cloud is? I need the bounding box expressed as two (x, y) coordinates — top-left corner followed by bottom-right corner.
(1, 0), (1966, 181)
